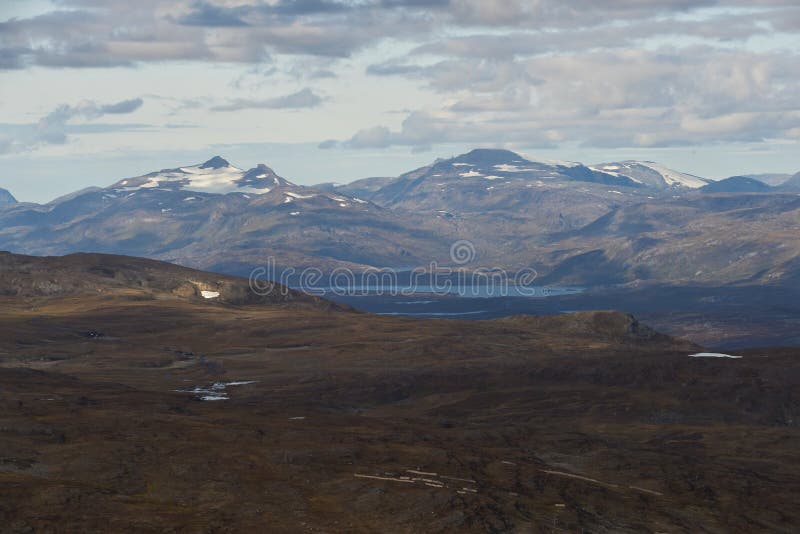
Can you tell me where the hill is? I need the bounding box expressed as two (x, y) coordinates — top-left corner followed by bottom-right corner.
(1, 252), (799, 532)
(700, 175), (771, 193)
(0, 251), (330, 308)
(778, 171), (800, 191)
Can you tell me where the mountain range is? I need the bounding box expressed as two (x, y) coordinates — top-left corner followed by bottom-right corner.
(0, 150), (798, 287)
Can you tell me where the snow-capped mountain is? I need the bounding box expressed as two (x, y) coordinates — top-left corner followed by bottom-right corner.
(590, 161), (711, 189)
(356, 148), (657, 231)
(99, 155), (376, 214)
(0, 149), (797, 289)
(109, 156), (295, 195)
(367, 149), (644, 208)
(0, 187), (16, 205)
(0, 156), (418, 273)
(400, 149), (641, 188)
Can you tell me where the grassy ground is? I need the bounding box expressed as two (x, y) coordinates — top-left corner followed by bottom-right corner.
(0, 293), (798, 533)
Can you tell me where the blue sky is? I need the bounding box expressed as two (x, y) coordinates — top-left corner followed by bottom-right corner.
(1, 0), (799, 202)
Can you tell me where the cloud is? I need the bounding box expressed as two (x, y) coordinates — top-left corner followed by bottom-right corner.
(326, 110), (558, 151)
(175, 1), (249, 27)
(0, 98), (144, 154)
(0, 0), (795, 68)
(331, 44), (800, 150)
(0, 0), (446, 67)
(366, 62), (425, 76)
(2, 0), (798, 155)
(406, 13), (773, 60)
(444, 0), (721, 28)
(94, 98), (145, 115)
(211, 88), (324, 111)
(309, 69), (337, 79)
(341, 125), (395, 149)
(317, 139), (340, 149)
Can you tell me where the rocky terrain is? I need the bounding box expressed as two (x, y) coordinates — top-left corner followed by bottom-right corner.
(1, 252), (799, 532)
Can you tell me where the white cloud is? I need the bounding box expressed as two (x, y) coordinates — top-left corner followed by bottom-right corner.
(336, 44), (800, 149)
(1, 0), (798, 161)
(211, 88), (324, 111)
(0, 98), (145, 154)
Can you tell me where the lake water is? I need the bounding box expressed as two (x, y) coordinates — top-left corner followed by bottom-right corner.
(292, 285), (585, 319)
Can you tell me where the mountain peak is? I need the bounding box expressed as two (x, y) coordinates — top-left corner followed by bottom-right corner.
(108, 156), (295, 195)
(0, 187), (16, 205)
(455, 148), (525, 166)
(240, 164), (294, 188)
(200, 156), (232, 169)
(700, 176), (771, 194)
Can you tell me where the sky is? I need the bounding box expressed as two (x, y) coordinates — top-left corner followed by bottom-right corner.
(1, 0), (799, 202)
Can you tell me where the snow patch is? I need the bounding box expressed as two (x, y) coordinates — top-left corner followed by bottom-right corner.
(494, 164), (534, 173)
(114, 159), (293, 195)
(177, 380), (257, 401)
(201, 290), (220, 299)
(637, 161), (708, 188)
(590, 166), (621, 177)
(689, 352), (742, 359)
(285, 191), (316, 199)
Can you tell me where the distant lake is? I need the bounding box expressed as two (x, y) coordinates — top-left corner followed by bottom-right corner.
(290, 284), (583, 299)
(290, 285), (585, 319)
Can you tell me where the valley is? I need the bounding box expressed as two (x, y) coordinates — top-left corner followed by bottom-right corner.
(4, 2), (799, 531)
(325, 283), (800, 349)
(1, 253), (798, 532)
(1, 149), (797, 350)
